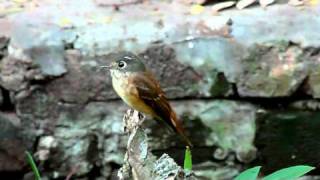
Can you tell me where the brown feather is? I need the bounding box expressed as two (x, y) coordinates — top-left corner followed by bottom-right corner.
(130, 71), (193, 147)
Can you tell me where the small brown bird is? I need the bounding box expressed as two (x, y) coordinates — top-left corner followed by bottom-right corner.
(101, 52), (192, 147)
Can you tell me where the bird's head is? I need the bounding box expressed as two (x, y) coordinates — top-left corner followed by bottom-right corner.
(100, 52), (146, 74)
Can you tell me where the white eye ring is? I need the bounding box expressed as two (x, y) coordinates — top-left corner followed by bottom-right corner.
(118, 61), (127, 69)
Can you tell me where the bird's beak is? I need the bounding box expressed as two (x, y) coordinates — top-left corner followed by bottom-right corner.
(99, 61), (116, 71)
(100, 65), (111, 69)
(96, 65), (110, 73)
(98, 64), (112, 72)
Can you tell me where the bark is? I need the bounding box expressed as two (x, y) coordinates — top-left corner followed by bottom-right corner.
(118, 109), (196, 180)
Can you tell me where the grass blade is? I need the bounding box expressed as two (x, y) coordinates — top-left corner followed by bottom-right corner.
(235, 166), (261, 180)
(25, 151), (41, 180)
(263, 165), (315, 180)
(184, 146), (192, 171)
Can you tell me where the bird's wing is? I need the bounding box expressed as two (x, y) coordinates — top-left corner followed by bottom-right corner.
(130, 71), (177, 131)
(131, 71), (193, 147)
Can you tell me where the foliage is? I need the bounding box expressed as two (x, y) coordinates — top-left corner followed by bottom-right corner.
(184, 146), (192, 171)
(263, 165), (315, 180)
(26, 146), (314, 180)
(235, 166), (261, 180)
(235, 165), (315, 180)
(25, 151), (41, 180)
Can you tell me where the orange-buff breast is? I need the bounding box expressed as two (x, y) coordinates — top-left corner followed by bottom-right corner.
(112, 73), (156, 117)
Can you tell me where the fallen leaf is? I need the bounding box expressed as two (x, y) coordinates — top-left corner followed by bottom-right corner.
(58, 17), (73, 28)
(94, 0), (138, 6)
(0, 7), (23, 17)
(212, 1), (236, 12)
(309, 0), (319, 5)
(177, 0), (206, 4)
(190, 4), (205, 15)
(236, 0), (257, 9)
(259, 0), (275, 7)
(100, 16), (113, 24)
(12, 0), (28, 3)
(288, 0), (304, 6)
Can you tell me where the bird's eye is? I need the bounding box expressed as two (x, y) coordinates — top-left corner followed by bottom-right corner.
(118, 61), (127, 69)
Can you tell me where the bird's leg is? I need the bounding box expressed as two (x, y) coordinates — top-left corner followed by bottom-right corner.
(133, 110), (146, 127)
(137, 112), (145, 124)
(131, 110), (146, 129)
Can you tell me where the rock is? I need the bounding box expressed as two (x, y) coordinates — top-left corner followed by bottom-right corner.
(289, 100), (320, 111)
(15, 86), (60, 145)
(12, 98), (256, 179)
(153, 154), (188, 180)
(0, 55), (45, 92)
(0, 112), (28, 171)
(193, 161), (240, 180)
(1, 1), (320, 179)
(0, 56), (29, 91)
(9, 22), (67, 76)
(237, 43), (308, 97)
(38, 102), (128, 178)
(176, 0), (207, 4)
(37, 136), (58, 161)
(5, 1), (320, 99)
(45, 50), (116, 103)
(0, 89), (3, 106)
(94, 0), (142, 6)
(29, 45), (66, 76)
(173, 37), (243, 97)
(133, 100), (258, 166)
(0, 36), (9, 51)
(186, 100), (257, 163)
(299, 176), (320, 180)
(229, 5), (320, 48)
(0, 19), (11, 37)
(255, 110), (320, 174)
(307, 50), (320, 98)
(140, 45), (204, 98)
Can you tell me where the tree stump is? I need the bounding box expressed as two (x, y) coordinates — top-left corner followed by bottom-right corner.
(118, 109), (195, 180)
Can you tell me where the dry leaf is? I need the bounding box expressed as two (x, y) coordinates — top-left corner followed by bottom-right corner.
(309, 0), (319, 6)
(288, 0), (304, 6)
(259, 0), (275, 7)
(177, 0), (206, 4)
(12, 0), (28, 3)
(0, 7), (23, 16)
(236, 0), (257, 9)
(100, 16), (113, 24)
(190, 4), (205, 15)
(58, 17), (73, 28)
(212, 1), (236, 12)
(94, 0), (137, 6)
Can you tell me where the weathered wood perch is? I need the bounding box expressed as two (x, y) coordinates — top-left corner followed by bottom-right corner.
(117, 109), (196, 180)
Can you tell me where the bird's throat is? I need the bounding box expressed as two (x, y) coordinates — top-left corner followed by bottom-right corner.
(111, 71), (155, 117)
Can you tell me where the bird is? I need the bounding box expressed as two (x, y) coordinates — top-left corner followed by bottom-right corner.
(101, 51), (193, 147)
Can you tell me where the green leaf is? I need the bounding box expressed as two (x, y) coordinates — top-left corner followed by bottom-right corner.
(235, 166), (261, 180)
(184, 146), (192, 171)
(25, 151), (41, 180)
(263, 165), (315, 180)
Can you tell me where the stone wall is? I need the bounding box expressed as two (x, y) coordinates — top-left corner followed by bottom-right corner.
(1, 0), (320, 179)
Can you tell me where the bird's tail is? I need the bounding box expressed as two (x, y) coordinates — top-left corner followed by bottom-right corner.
(177, 127), (193, 148)
(170, 112), (193, 148)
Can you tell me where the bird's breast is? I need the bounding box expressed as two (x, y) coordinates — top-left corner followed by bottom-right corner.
(111, 71), (155, 116)
(111, 71), (131, 100)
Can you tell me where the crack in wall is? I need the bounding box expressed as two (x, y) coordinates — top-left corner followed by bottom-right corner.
(0, 37), (9, 61)
(0, 87), (15, 111)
